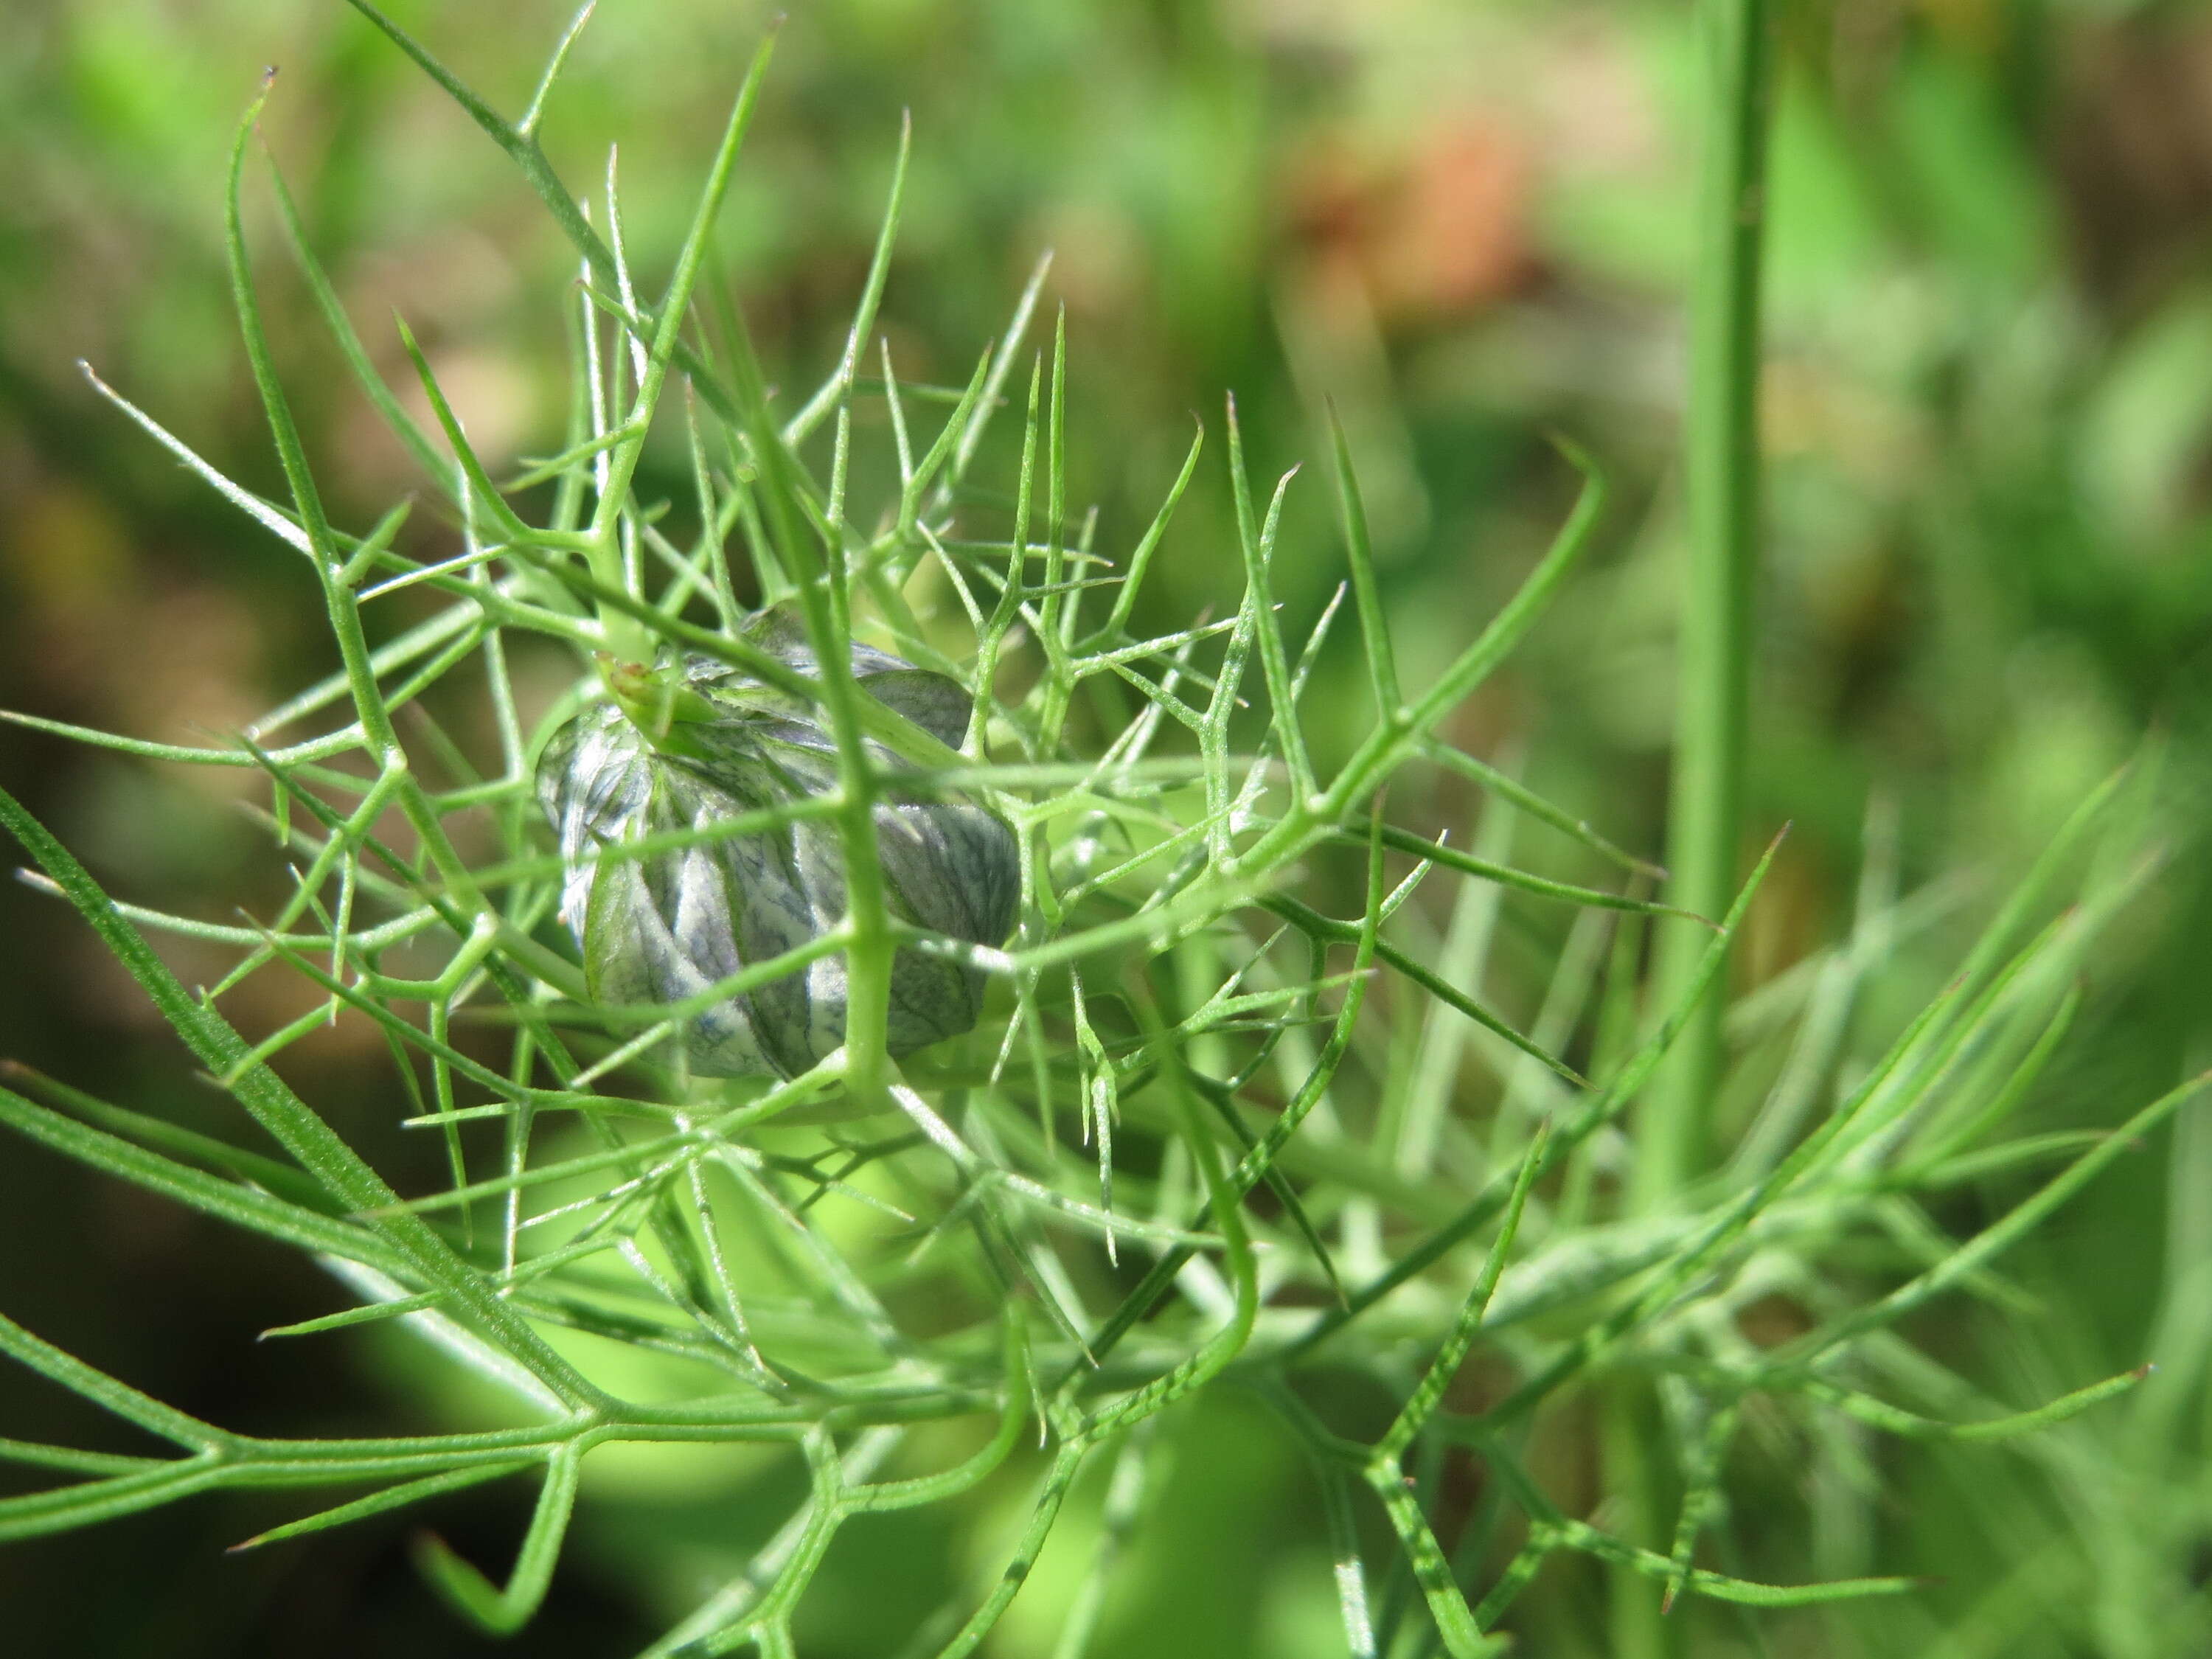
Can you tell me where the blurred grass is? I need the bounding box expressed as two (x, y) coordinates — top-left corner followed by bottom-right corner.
(3, 1), (2211, 1655)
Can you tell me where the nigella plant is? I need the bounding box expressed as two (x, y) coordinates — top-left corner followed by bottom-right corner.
(0, 10), (2188, 1658)
(538, 613), (1019, 1078)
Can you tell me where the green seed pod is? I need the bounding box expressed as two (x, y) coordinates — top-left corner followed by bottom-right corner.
(536, 610), (1019, 1077)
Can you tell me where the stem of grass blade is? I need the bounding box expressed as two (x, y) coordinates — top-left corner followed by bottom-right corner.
(1623, 3), (1773, 1654)
(1640, 0), (1774, 1210)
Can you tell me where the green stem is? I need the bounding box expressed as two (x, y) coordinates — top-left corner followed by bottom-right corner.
(1641, 0), (1774, 1211)
(1620, 6), (1773, 1655)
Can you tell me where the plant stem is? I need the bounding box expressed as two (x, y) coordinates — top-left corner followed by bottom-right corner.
(1620, 6), (1774, 1653)
(1640, 0), (1775, 1213)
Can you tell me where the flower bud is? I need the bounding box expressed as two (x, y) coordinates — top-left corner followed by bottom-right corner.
(536, 611), (1019, 1077)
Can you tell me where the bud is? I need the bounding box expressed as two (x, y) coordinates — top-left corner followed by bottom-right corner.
(536, 610), (1020, 1077)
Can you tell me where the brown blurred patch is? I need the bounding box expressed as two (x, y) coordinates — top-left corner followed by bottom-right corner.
(1740, 824), (1831, 995)
(1762, 354), (1924, 490)
(1534, 19), (1670, 178)
(1380, 119), (1536, 321)
(1029, 199), (1147, 324)
(4, 477), (135, 624)
(1735, 1290), (1815, 1349)
(330, 230), (537, 495)
(2053, 15), (2212, 309)
(1283, 114), (1535, 334)
(2, 476), (271, 799)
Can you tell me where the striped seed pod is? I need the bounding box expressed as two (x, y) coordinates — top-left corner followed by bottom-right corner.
(536, 610), (1019, 1077)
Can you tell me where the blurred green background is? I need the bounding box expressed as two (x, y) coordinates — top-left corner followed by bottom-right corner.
(3, 0), (2211, 1654)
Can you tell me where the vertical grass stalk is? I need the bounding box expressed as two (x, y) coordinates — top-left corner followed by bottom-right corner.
(1618, 4), (1774, 1652)
(1641, 0), (1775, 1208)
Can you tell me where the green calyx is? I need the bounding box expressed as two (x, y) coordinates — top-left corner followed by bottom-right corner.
(598, 654), (725, 751)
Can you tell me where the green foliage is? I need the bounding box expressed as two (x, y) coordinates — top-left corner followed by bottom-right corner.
(1, 7), (2204, 1659)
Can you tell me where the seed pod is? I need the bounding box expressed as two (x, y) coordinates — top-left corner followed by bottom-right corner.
(536, 610), (1019, 1077)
